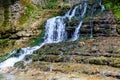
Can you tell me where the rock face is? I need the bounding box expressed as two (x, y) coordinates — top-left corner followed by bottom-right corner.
(0, 0), (119, 54)
(0, 0), (119, 38)
(80, 11), (118, 37)
(34, 37), (120, 68)
(0, 0), (40, 38)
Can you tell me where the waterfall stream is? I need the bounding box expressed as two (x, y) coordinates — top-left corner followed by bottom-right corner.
(0, 0), (104, 70)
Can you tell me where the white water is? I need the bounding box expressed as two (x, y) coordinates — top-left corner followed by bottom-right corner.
(0, 0), (105, 70)
(68, 6), (79, 20)
(90, 0), (105, 38)
(72, 3), (88, 41)
(44, 16), (66, 43)
(0, 43), (45, 68)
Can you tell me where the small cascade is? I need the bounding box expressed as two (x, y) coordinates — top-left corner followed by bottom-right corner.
(0, 43), (45, 68)
(0, 0), (105, 70)
(72, 3), (88, 41)
(89, 0), (105, 38)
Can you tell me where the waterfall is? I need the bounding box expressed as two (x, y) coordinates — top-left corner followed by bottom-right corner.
(44, 16), (67, 43)
(72, 3), (87, 41)
(0, 0), (105, 70)
(89, 0), (105, 38)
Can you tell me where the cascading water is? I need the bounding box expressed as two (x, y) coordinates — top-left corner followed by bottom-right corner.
(44, 16), (67, 43)
(72, 3), (88, 41)
(89, 0), (105, 38)
(0, 0), (105, 70)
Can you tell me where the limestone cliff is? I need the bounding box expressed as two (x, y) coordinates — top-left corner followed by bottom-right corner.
(0, 0), (69, 54)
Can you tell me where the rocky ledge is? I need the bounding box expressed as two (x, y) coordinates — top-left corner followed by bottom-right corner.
(7, 36), (119, 80)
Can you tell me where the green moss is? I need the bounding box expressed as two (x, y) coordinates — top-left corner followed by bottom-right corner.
(110, 58), (120, 67)
(43, 0), (58, 9)
(14, 61), (25, 69)
(0, 53), (9, 62)
(104, 2), (113, 9)
(19, 7), (34, 25)
(0, 38), (10, 44)
(88, 56), (109, 65)
(1, 7), (10, 32)
(0, 38), (10, 48)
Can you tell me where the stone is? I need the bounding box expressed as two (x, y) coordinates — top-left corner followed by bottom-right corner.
(14, 61), (25, 69)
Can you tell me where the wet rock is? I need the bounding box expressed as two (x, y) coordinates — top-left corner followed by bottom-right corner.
(14, 61), (25, 69)
(24, 55), (32, 61)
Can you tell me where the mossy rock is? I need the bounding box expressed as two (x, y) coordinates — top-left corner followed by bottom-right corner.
(14, 61), (25, 69)
(38, 55), (63, 62)
(88, 56), (109, 65)
(32, 54), (40, 62)
(110, 58), (120, 67)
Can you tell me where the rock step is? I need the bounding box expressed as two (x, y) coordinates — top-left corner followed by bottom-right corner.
(29, 54), (120, 68)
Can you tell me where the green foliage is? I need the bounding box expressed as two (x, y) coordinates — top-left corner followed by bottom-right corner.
(104, 1), (120, 20)
(112, 5), (120, 20)
(19, 1), (35, 25)
(104, 2), (113, 9)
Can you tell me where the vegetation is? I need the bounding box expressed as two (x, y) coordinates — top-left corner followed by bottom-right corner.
(103, 0), (120, 20)
(14, 61), (25, 69)
(0, 53), (9, 62)
(18, 7), (34, 25)
(29, 30), (45, 46)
